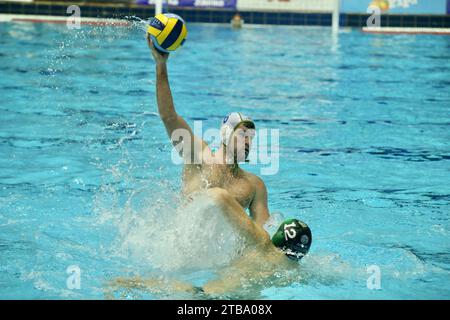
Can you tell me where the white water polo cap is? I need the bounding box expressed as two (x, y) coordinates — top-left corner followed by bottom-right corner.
(220, 112), (255, 146)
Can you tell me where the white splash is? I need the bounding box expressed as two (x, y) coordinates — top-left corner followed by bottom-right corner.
(110, 190), (246, 272)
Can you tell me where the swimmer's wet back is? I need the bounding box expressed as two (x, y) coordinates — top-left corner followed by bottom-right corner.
(271, 219), (312, 260)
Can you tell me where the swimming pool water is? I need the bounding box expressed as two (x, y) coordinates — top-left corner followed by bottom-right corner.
(0, 21), (449, 299)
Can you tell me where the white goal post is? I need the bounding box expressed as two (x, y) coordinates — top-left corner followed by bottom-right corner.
(237, 0), (340, 32)
(151, 0), (340, 32)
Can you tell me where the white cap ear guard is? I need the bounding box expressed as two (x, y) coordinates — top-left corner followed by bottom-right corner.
(220, 112), (255, 146)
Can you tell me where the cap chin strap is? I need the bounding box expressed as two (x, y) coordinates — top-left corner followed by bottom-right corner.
(222, 143), (250, 166)
(282, 247), (306, 260)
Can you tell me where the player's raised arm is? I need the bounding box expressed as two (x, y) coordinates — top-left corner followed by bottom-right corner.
(147, 36), (206, 163)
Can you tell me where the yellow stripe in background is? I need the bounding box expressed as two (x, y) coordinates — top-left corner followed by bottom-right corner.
(154, 13), (168, 26)
(167, 24), (187, 51)
(156, 17), (177, 44)
(147, 25), (162, 37)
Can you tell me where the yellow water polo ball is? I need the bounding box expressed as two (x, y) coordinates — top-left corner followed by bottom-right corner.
(147, 13), (187, 53)
(371, 0), (390, 12)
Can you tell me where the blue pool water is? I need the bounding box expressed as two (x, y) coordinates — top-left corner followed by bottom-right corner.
(0, 21), (449, 299)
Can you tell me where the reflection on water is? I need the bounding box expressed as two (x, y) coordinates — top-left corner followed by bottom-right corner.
(0, 21), (449, 299)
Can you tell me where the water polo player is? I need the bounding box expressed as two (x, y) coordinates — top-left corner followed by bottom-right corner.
(192, 188), (313, 295)
(107, 187), (312, 296)
(105, 35), (314, 297)
(147, 34), (270, 227)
